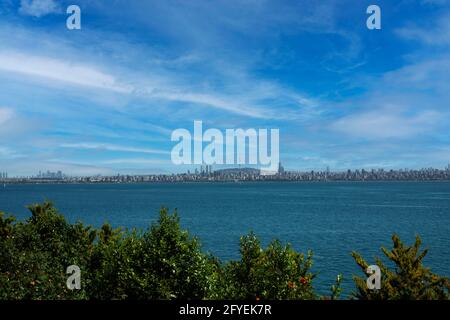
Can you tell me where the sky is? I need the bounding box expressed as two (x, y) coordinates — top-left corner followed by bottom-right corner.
(0, 0), (449, 176)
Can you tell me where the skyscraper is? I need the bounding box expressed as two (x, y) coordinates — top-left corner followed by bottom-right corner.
(278, 162), (285, 175)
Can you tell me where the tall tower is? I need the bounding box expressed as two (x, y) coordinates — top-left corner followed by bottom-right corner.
(278, 162), (285, 175)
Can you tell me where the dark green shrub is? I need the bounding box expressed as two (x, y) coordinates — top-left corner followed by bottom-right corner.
(0, 202), (94, 299)
(141, 208), (215, 299)
(352, 234), (450, 300)
(87, 208), (215, 299)
(210, 232), (317, 300)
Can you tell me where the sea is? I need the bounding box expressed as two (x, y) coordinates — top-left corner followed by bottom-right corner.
(1, 181), (449, 297)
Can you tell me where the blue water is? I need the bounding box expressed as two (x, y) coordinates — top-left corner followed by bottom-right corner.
(1, 181), (449, 296)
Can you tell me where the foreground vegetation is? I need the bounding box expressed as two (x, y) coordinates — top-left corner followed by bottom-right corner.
(0, 202), (448, 300)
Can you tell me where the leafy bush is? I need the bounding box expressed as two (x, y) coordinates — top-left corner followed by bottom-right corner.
(0, 203), (94, 299)
(352, 234), (450, 300)
(87, 209), (215, 299)
(210, 232), (316, 300)
(0, 203), (215, 300)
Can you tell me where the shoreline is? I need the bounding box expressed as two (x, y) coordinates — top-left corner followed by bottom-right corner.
(2, 179), (450, 185)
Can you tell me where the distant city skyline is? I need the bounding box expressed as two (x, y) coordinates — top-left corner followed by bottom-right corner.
(1, 1), (449, 176)
(1, 162), (450, 179)
(2, 164), (450, 184)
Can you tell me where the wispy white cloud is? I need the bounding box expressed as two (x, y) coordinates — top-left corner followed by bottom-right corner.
(396, 12), (450, 46)
(381, 58), (450, 95)
(0, 146), (21, 159)
(100, 158), (171, 165)
(0, 46), (318, 120)
(153, 91), (274, 119)
(331, 108), (442, 139)
(0, 51), (133, 93)
(19, 0), (61, 17)
(421, 0), (450, 6)
(60, 143), (169, 155)
(0, 107), (34, 139)
(0, 107), (14, 125)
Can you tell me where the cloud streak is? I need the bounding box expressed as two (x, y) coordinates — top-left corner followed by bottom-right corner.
(396, 12), (450, 46)
(331, 109), (442, 139)
(0, 107), (14, 125)
(0, 51), (133, 93)
(19, 0), (61, 17)
(60, 143), (169, 155)
(0, 44), (318, 120)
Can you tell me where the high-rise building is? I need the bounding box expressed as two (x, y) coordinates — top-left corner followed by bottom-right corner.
(36, 170), (64, 179)
(278, 162), (285, 175)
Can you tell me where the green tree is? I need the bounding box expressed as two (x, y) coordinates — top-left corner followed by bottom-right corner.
(351, 234), (450, 300)
(211, 232), (317, 300)
(141, 208), (214, 299)
(85, 208), (215, 299)
(0, 202), (95, 299)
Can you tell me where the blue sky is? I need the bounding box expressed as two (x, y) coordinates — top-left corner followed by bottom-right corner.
(0, 0), (449, 176)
